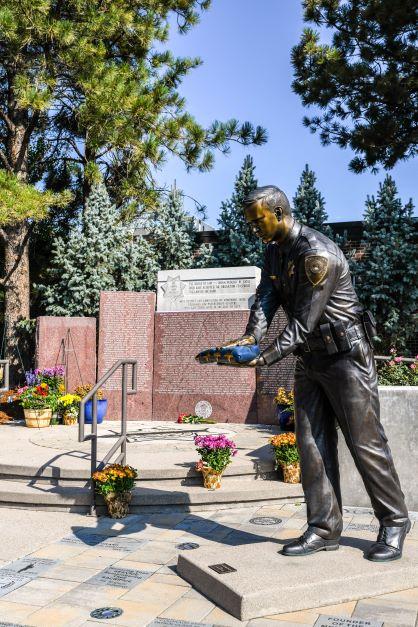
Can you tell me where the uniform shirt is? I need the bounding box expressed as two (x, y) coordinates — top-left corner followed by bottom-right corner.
(245, 219), (363, 365)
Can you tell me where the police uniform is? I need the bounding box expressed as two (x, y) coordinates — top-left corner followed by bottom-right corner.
(245, 218), (409, 540)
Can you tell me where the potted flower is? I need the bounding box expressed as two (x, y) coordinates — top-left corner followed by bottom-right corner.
(92, 464), (138, 518)
(270, 432), (300, 484)
(18, 383), (53, 428)
(75, 384), (108, 424)
(273, 387), (295, 431)
(25, 367), (65, 425)
(194, 434), (237, 490)
(58, 393), (81, 425)
(177, 413), (216, 424)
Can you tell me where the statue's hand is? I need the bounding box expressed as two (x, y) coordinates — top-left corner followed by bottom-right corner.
(195, 335), (255, 364)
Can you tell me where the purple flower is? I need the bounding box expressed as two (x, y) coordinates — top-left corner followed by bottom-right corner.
(25, 370), (40, 386)
(41, 366), (65, 378)
(194, 434), (237, 452)
(394, 356), (403, 363)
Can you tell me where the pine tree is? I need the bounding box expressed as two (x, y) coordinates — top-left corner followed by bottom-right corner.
(292, 0), (417, 173)
(214, 155), (263, 267)
(148, 187), (197, 271)
(293, 164), (333, 238)
(38, 183), (158, 316)
(353, 176), (417, 352)
(0, 0), (267, 369)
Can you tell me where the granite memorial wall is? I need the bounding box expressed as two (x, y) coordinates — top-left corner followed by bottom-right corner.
(97, 291), (155, 421)
(35, 267), (295, 423)
(35, 316), (96, 393)
(152, 310), (257, 422)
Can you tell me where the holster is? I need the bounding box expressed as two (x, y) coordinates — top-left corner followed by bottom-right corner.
(361, 309), (378, 348)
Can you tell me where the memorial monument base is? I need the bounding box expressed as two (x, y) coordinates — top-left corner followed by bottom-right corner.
(177, 538), (418, 621)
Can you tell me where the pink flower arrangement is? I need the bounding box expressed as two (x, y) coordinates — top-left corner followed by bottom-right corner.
(194, 433), (238, 474)
(194, 434), (237, 454)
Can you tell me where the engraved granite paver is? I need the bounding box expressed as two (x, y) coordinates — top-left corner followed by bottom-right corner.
(60, 533), (148, 552)
(86, 565), (153, 589)
(0, 574), (31, 598)
(0, 558), (58, 579)
(314, 616), (383, 627)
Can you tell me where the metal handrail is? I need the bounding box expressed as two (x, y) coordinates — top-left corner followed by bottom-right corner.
(374, 355), (416, 363)
(79, 359), (138, 515)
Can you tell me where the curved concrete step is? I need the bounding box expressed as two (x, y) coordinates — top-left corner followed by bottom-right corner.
(0, 459), (275, 482)
(0, 477), (303, 512)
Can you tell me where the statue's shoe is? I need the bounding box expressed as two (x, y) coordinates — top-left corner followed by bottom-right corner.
(281, 528), (339, 557)
(365, 519), (411, 562)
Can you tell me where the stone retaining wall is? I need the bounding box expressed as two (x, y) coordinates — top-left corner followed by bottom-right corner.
(338, 386), (418, 511)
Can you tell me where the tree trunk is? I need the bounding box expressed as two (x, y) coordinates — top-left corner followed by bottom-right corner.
(3, 221), (30, 384)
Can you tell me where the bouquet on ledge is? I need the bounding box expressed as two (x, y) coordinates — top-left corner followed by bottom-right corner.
(270, 432), (301, 484)
(177, 413), (215, 424)
(194, 433), (237, 490)
(92, 463), (138, 518)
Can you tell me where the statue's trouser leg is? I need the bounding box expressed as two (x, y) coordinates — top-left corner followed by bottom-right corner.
(294, 338), (409, 540)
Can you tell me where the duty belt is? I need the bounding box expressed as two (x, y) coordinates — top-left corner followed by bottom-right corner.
(301, 323), (366, 354)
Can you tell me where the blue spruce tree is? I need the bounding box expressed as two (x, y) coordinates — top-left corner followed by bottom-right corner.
(38, 182), (158, 316)
(293, 164), (333, 236)
(213, 155), (263, 267)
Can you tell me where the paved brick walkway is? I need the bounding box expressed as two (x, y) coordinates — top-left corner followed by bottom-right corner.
(0, 503), (417, 626)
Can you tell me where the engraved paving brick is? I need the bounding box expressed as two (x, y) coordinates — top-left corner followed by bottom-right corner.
(314, 616), (383, 627)
(60, 534), (148, 552)
(0, 558), (58, 579)
(86, 566), (153, 589)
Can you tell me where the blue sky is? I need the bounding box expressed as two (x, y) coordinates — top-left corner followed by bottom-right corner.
(158, 0), (417, 226)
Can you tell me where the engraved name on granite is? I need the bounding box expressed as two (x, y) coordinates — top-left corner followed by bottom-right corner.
(314, 616), (383, 627)
(87, 566), (153, 589)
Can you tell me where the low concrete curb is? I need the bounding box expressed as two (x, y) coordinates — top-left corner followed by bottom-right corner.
(177, 538), (418, 621)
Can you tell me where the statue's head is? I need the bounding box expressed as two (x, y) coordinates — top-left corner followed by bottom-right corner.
(243, 185), (293, 244)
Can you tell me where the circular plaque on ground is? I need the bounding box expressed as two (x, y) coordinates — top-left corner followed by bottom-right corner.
(249, 516), (282, 526)
(90, 607), (123, 619)
(176, 542), (200, 550)
(195, 400), (213, 419)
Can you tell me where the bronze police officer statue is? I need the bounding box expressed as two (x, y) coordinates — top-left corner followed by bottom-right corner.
(198, 185), (411, 561)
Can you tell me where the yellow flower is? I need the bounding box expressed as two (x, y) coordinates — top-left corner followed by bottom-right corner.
(270, 433), (297, 448)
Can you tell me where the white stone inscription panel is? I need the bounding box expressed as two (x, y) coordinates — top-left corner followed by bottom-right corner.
(157, 266), (261, 312)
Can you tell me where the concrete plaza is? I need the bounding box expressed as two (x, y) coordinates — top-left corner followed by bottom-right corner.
(0, 504), (417, 626)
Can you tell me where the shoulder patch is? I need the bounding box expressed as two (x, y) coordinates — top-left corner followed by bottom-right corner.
(305, 255), (328, 286)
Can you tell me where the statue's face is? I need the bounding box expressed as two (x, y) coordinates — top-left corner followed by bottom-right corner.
(244, 200), (282, 243)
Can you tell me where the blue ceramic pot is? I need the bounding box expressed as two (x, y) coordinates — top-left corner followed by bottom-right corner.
(276, 404), (295, 431)
(84, 399), (108, 424)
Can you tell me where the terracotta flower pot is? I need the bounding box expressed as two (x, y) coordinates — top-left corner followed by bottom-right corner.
(104, 491), (132, 518)
(281, 462), (301, 484)
(24, 408), (52, 428)
(201, 467), (222, 490)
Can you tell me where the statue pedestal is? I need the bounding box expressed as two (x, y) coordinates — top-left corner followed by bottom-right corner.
(177, 537), (418, 621)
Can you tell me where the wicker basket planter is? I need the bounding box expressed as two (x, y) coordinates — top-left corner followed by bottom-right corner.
(281, 462), (301, 484)
(103, 491), (132, 518)
(63, 412), (78, 426)
(201, 467), (223, 490)
(24, 408), (52, 428)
